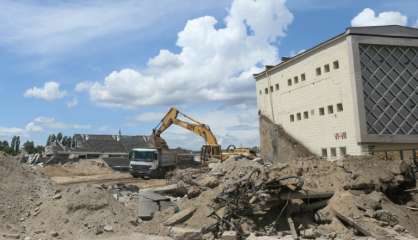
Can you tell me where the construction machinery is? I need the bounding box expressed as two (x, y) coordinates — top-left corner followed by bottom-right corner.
(152, 107), (222, 162)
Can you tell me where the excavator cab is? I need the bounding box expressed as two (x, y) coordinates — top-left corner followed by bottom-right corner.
(201, 144), (222, 162)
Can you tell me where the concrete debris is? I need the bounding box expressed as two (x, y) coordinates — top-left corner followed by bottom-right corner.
(169, 227), (202, 240)
(103, 225), (113, 232)
(138, 195), (159, 220)
(52, 193), (62, 199)
(1, 132), (417, 240)
(2, 233), (20, 239)
(164, 207), (197, 226)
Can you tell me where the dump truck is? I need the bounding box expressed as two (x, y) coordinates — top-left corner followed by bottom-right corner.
(128, 148), (177, 178)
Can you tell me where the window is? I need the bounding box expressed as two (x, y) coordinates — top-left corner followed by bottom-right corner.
(301, 73), (306, 81)
(324, 64), (330, 73)
(288, 79), (292, 86)
(290, 114), (294, 122)
(294, 76), (299, 84)
(330, 148), (337, 157)
(265, 88), (268, 94)
(259, 90), (262, 95)
(270, 86), (274, 92)
(296, 113), (301, 121)
(328, 105), (334, 114)
(275, 83), (280, 90)
(321, 148), (328, 157)
(333, 60), (339, 69)
(337, 103), (343, 112)
(316, 67), (322, 76)
(303, 111), (309, 119)
(340, 147), (347, 156)
(319, 107), (325, 116)
(310, 109), (315, 116)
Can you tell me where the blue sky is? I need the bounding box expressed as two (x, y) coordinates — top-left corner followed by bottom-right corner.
(1, 0), (417, 149)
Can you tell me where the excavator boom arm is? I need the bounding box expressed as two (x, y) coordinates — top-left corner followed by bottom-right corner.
(153, 107), (218, 145)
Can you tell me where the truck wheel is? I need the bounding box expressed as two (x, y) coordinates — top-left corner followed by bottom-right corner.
(131, 173), (139, 178)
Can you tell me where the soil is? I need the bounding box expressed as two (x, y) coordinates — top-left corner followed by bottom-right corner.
(0, 153), (168, 239)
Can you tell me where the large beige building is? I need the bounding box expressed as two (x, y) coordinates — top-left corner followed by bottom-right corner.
(255, 25), (417, 159)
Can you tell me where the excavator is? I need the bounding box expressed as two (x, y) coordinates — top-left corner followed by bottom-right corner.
(128, 107), (255, 177)
(151, 107), (222, 162)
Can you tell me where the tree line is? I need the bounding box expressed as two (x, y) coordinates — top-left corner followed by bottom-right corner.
(0, 136), (44, 155)
(46, 132), (72, 147)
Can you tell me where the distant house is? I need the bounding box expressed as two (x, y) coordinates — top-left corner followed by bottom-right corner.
(46, 134), (155, 160)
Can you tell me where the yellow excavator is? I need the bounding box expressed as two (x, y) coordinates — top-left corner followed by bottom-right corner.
(152, 107), (222, 162)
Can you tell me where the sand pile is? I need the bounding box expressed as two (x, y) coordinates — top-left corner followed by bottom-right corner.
(0, 153), (138, 239)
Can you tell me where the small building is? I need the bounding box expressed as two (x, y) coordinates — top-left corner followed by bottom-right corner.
(254, 25), (418, 159)
(46, 134), (154, 161)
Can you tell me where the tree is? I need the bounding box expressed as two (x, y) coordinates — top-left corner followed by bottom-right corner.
(56, 132), (63, 143)
(35, 145), (45, 154)
(0, 141), (8, 151)
(15, 136), (20, 153)
(23, 141), (35, 154)
(50, 134), (56, 143)
(10, 136), (16, 153)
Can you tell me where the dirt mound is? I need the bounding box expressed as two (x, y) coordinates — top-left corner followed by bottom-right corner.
(0, 153), (138, 239)
(24, 185), (138, 239)
(39, 158), (113, 177)
(0, 153), (54, 234)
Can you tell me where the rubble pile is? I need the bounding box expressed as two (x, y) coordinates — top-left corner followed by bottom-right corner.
(139, 155), (417, 240)
(1, 148), (417, 240)
(0, 153), (139, 239)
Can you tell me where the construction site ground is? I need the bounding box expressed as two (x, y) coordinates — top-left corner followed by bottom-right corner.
(1, 122), (418, 240)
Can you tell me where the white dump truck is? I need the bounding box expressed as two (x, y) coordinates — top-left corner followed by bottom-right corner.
(128, 148), (177, 178)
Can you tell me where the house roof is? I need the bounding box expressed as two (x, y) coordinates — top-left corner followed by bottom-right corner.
(254, 25), (418, 80)
(72, 134), (154, 153)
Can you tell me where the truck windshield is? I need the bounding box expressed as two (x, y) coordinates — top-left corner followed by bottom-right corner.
(130, 151), (156, 162)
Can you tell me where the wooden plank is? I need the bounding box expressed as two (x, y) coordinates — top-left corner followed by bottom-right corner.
(287, 217), (299, 239)
(278, 191), (334, 200)
(333, 208), (373, 237)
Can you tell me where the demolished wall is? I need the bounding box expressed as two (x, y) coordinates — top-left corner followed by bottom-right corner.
(259, 114), (313, 163)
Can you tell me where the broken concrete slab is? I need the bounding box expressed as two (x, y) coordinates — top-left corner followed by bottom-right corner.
(140, 191), (170, 201)
(138, 195), (159, 220)
(164, 207), (197, 226)
(169, 227), (202, 240)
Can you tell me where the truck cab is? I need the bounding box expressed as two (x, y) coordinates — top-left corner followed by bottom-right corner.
(128, 148), (177, 178)
(129, 148), (159, 177)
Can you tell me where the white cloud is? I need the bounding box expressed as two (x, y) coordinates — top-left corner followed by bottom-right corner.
(0, 0), (230, 56)
(351, 8), (408, 27)
(67, 97), (79, 108)
(0, 127), (25, 137)
(78, 0), (293, 108)
(75, 82), (94, 92)
(157, 104), (259, 150)
(414, 20), (418, 28)
(26, 117), (91, 131)
(0, 116), (90, 139)
(24, 81), (67, 101)
(134, 112), (165, 123)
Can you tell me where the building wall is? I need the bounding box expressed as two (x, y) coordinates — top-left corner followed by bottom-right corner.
(348, 35), (418, 147)
(256, 38), (366, 159)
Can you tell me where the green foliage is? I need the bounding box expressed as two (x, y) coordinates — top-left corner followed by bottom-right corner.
(46, 133), (72, 148)
(1, 136), (21, 155)
(23, 140), (36, 154)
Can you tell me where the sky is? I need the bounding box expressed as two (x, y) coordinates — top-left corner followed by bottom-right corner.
(1, 0), (417, 150)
